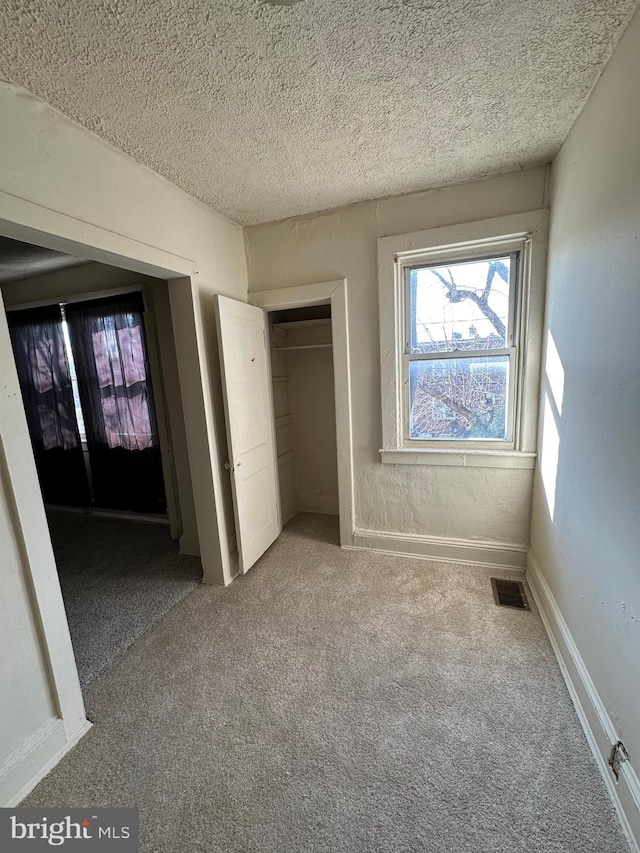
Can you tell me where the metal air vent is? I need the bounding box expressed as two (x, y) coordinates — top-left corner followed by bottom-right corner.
(491, 578), (530, 610)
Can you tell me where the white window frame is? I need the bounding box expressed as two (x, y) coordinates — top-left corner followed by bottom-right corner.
(378, 210), (549, 469)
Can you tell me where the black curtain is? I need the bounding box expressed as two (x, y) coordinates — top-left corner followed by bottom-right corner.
(65, 293), (166, 514)
(7, 305), (90, 507)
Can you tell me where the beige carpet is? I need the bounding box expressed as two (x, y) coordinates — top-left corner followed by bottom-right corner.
(24, 513), (629, 852)
(47, 509), (202, 687)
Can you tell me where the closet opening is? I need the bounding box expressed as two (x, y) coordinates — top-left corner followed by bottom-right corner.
(1, 235), (202, 689)
(267, 303), (339, 535)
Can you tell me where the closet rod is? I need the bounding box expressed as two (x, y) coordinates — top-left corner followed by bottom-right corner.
(274, 343), (332, 351)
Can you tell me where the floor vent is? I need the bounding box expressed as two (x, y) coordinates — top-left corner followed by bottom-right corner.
(491, 577), (530, 610)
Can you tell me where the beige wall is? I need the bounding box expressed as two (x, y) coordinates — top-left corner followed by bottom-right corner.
(268, 320), (338, 519)
(529, 9), (640, 840)
(0, 79), (247, 805)
(149, 281), (199, 554)
(283, 323), (338, 516)
(245, 167), (549, 558)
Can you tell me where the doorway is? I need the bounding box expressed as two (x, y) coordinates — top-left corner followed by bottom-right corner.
(249, 279), (355, 550)
(214, 280), (353, 575)
(0, 202), (233, 806)
(268, 303), (339, 524)
(1, 237), (202, 686)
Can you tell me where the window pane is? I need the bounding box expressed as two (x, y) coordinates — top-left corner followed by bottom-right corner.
(409, 256), (511, 353)
(60, 310), (87, 443)
(409, 356), (509, 440)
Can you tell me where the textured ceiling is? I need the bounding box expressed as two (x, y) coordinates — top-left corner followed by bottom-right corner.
(0, 236), (88, 284)
(0, 1), (637, 225)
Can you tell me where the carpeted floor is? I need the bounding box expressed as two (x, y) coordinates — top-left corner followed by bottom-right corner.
(26, 513), (628, 852)
(47, 509), (202, 687)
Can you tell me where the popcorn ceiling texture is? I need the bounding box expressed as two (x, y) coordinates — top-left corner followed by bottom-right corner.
(0, 0), (637, 225)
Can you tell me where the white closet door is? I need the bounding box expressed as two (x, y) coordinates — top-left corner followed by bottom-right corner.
(216, 296), (281, 573)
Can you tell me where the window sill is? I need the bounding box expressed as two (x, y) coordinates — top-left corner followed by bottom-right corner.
(379, 449), (537, 469)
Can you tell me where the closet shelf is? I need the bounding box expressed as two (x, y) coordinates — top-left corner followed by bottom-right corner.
(273, 318), (332, 332)
(274, 343), (332, 351)
(277, 449), (295, 467)
(275, 414), (293, 428)
(272, 376), (290, 382)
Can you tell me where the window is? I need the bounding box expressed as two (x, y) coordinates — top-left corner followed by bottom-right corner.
(378, 211), (548, 467)
(406, 253), (517, 442)
(60, 304), (87, 444)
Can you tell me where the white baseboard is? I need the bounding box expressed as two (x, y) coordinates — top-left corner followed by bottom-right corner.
(350, 527), (527, 569)
(281, 508), (297, 525)
(46, 505), (169, 525)
(1, 717), (92, 807)
(527, 552), (640, 852)
(178, 536), (200, 557)
(297, 495), (340, 516)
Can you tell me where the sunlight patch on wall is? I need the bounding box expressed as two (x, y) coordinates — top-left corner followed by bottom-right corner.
(545, 329), (565, 415)
(540, 393), (560, 521)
